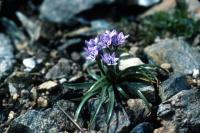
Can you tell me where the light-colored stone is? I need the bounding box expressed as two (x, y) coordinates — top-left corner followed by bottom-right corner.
(119, 57), (144, 71)
(38, 81), (58, 91)
(37, 97), (48, 108)
(161, 63), (172, 71)
(192, 68), (199, 78)
(23, 58), (36, 71)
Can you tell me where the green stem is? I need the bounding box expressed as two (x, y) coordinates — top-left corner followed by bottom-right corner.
(96, 56), (106, 75)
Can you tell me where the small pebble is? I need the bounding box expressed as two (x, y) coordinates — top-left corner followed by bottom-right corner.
(8, 111), (15, 120)
(197, 80), (200, 86)
(71, 52), (81, 61)
(59, 78), (67, 84)
(161, 63), (172, 71)
(192, 69), (199, 78)
(23, 58), (36, 71)
(38, 81), (58, 91)
(30, 87), (37, 101)
(21, 89), (29, 99)
(12, 93), (19, 101)
(37, 97), (48, 108)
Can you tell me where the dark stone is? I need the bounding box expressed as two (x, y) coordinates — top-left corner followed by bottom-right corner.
(157, 89), (200, 133)
(40, 0), (114, 24)
(159, 74), (191, 101)
(88, 99), (130, 133)
(8, 100), (81, 132)
(144, 38), (200, 74)
(45, 58), (72, 80)
(130, 122), (154, 133)
(126, 99), (149, 126)
(0, 33), (15, 81)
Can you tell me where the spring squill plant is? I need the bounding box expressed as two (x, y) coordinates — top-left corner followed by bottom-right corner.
(64, 30), (163, 129)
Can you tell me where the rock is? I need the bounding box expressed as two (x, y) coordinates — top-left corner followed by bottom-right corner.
(9, 83), (18, 97)
(30, 87), (37, 101)
(153, 127), (165, 133)
(192, 68), (199, 78)
(8, 111), (15, 121)
(23, 58), (36, 72)
(141, 0), (176, 17)
(65, 20), (113, 38)
(71, 52), (81, 61)
(157, 89), (200, 133)
(139, 85), (156, 103)
(129, 46), (140, 57)
(45, 58), (72, 80)
(38, 81), (58, 91)
(57, 38), (82, 52)
(40, 0), (114, 24)
(0, 33), (15, 81)
(0, 18), (27, 45)
(119, 57), (144, 71)
(130, 122), (154, 133)
(20, 89), (30, 99)
(8, 100), (81, 132)
(127, 99), (149, 125)
(159, 74), (190, 101)
(88, 99), (130, 133)
(144, 38), (200, 74)
(37, 97), (48, 108)
(133, 0), (160, 7)
(16, 12), (41, 42)
(184, 0), (200, 20)
(160, 63), (172, 72)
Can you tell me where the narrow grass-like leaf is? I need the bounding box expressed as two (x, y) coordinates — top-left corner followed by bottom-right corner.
(128, 83), (152, 111)
(86, 76), (107, 93)
(75, 91), (98, 121)
(106, 86), (115, 123)
(136, 89), (152, 111)
(116, 86), (130, 99)
(87, 69), (100, 80)
(89, 85), (108, 129)
(64, 82), (94, 89)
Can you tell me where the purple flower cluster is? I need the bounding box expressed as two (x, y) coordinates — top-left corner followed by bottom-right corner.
(84, 30), (129, 65)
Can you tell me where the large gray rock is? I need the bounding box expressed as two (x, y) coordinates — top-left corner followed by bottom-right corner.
(157, 89), (200, 133)
(40, 0), (114, 24)
(144, 38), (200, 74)
(88, 99), (130, 133)
(159, 74), (191, 101)
(0, 33), (15, 81)
(8, 100), (81, 133)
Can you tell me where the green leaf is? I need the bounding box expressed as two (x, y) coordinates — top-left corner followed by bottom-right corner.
(63, 82), (94, 89)
(89, 85), (108, 129)
(87, 69), (100, 80)
(116, 86), (130, 99)
(128, 83), (152, 112)
(86, 76), (108, 93)
(106, 86), (115, 123)
(75, 91), (98, 121)
(136, 89), (152, 111)
(84, 61), (96, 69)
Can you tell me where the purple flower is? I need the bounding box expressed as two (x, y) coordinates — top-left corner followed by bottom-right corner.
(112, 32), (129, 46)
(84, 46), (98, 61)
(85, 37), (99, 47)
(101, 52), (119, 65)
(98, 31), (112, 48)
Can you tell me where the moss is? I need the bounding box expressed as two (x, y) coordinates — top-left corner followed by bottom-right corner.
(138, 1), (200, 44)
